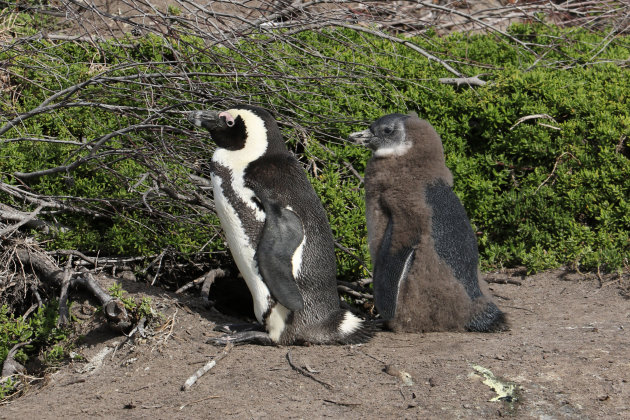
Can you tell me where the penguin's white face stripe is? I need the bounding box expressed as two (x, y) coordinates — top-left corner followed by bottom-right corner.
(211, 176), (271, 322)
(212, 108), (268, 220)
(212, 108), (268, 173)
(374, 142), (412, 158)
(267, 304), (290, 343)
(338, 311), (362, 335)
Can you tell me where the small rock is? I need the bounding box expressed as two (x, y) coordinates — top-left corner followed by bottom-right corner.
(119, 271), (136, 282)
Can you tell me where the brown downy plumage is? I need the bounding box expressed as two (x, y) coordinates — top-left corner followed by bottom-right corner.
(350, 114), (507, 333)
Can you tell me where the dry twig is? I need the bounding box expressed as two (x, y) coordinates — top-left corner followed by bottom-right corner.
(1, 341), (31, 377)
(439, 75), (487, 87)
(181, 343), (233, 391)
(534, 151), (581, 194)
(510, 114), (559, 131)
(286, 350), (333, 389)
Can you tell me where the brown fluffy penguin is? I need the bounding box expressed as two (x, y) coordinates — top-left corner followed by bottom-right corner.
(349, 113), (507, 333)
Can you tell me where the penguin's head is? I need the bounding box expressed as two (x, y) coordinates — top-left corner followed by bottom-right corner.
(188, 105), (285, 155)
(349, 113), (445, 161)
(348, 113), (413, 158)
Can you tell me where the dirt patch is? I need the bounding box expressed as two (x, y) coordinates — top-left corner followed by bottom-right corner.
(2, 268), (629, 419)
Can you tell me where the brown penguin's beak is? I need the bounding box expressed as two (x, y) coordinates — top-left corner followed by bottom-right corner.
(348, 129), (374, 146)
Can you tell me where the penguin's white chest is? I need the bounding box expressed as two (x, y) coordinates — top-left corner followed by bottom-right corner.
(210, 174), (272, 322)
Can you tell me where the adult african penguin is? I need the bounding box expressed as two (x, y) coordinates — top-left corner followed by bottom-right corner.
(349, 113), (507, 333)
(188, 105), (369, 345)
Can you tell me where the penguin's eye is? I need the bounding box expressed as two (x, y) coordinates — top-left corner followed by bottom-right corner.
(383, 126), (393, 134)
(222, 116), (235, 128)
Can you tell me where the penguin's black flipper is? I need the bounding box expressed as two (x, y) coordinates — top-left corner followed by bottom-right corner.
(372, 217), (417, 320)
(425, 179), (483, 300)
(255, 199), (305, 312)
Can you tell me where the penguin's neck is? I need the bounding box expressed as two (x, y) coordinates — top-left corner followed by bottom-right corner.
(367, 147), (453, 188)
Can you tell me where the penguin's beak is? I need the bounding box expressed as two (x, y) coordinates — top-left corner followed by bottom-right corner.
(188, 110), (226, 131)
(348, 129), (375, 147)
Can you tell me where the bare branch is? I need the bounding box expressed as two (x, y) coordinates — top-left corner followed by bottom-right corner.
(439, 75), (488, 87)
(534, 152), (581, 194)
(510, 114), (558, 131)
(0, 205), (44, 237)
(286, 349), (334, 389)
(181, 343), (233, 391)
(1, 341), (31, 377)
(13, 246), (130, 329)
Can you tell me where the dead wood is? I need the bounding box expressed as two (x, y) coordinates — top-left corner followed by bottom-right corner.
(13, 246), (131, 330)
(181, 343), (233, 391)
(485, 278), (523, 286)
(57, 256), (74, 327)
(286, 350), (334, 390)
(175, 268), (229, 303)
(337, 283), (373, 301)
(1, 341), (31, 378)
(439, 75), (488, 87)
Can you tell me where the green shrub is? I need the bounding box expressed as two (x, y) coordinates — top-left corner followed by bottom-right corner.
(108, 283), (154, 320)
(0, 302), (68, 398)
(1, 23), (628, 276)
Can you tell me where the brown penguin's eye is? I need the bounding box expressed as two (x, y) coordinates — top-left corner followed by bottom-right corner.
(383, 127), (393, 134)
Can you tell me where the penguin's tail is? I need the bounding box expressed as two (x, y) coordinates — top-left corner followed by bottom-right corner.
(320, 309), (375, 344)
(465, 299), (508, 333)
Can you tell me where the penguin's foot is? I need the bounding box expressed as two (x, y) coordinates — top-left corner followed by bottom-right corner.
(207, 331), (275, 346)
(465, 301), (509, 333)
(213, 322), (263, 334)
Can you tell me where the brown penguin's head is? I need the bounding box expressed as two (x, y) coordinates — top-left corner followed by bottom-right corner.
(348, 113), (446, 164)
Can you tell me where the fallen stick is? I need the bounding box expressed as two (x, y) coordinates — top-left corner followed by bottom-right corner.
(1, 341), (31, 377)
(337, 284), (373, 300)
(181, 343), (233, 391)
(15, 248), (130, 329)
(286, 350), (333, 390)
(179, 395), (220, 410)
(438, 75), (487, 87)
(323, 399), (361, 407)
(485, 278), (522, 286)
(58, 256), (74, 327)
(201, 268), (227, 301)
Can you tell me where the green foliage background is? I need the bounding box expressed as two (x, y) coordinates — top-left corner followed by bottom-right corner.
(1, 21), (629, 281)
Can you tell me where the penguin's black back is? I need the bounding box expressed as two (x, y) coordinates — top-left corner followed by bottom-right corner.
(244, 153), (340, 311)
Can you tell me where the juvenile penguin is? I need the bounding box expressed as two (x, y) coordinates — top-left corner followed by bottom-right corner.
(188, 105), (368, 345)
(349, 113), (507, 333)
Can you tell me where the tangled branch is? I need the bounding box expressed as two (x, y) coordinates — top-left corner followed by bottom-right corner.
(1, 0), (628, 316)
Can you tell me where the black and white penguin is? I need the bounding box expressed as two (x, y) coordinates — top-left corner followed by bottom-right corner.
(349, 113), (507, 333)
(188, 105), (369, 345)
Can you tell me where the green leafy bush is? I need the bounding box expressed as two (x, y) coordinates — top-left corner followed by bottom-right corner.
(1, 23), (628, 277)
(0, 302), (68, 398)
(108, 283), (154, 320)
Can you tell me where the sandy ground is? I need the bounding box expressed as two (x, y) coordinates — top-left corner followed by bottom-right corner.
(2, 268), (629, 419)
